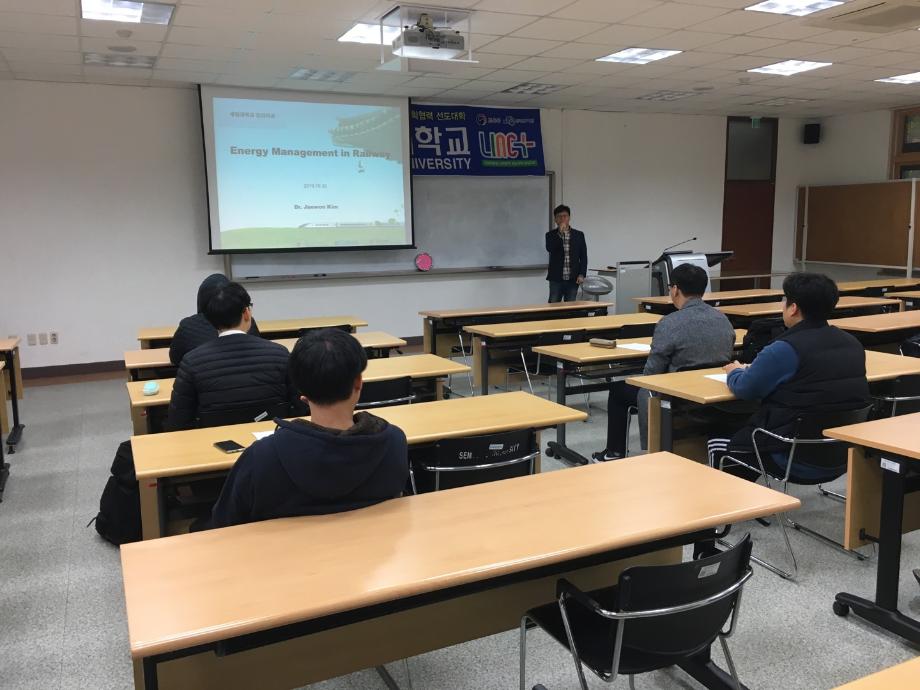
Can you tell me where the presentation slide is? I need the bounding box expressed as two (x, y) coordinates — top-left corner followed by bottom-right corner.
(200, 86), (413, 253)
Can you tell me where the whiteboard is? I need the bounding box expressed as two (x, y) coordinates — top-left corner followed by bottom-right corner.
(229, 174), (552, 281)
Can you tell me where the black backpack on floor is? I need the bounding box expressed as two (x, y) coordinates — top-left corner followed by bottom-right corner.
(91, 440), (141, 545)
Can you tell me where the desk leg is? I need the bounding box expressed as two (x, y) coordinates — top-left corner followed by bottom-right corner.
(660, 397), (673, 453)
(545, 366), (588, 466)
(678, 645), (750, 690)
(4, 350), (24, 453)
(139, 479), (162, 540)
(423, 318), (436, 355)
(477, 338), (490, 396)
(0, 430), (8, 501)
(835, 454), (920, 644)
(0, 369), (9, 435)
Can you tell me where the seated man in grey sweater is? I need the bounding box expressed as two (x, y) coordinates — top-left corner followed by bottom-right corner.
(593, 264), (736, 461)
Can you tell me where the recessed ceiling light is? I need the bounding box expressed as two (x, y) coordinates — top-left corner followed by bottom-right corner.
(107, 45), (137, 53)
(636, 90), (696, 101)
(338, 22), (402, 45)
(81, 0), (174, 25)
(596, 48), (682, 65)
(744, 0), (843, 17)
(876, 71), (920, 84)
(502, 83), (564, 95)
(289, 68), (355, 82)
(749, 60), (832, 76)
(753, 97), (813, 106)
(83, 51), (156, 67)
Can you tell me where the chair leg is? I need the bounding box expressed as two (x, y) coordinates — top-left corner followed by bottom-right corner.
(818, 484), (846, 503)
(403, 658), (414, 690)
(521, 351), (536, 395)
(375, 665), (401, 690)
(628, 674), (637, 690)
(558, 602), (591, 690)
(785, 516), (869, 561)
(519, 616), (528, 690)
(718, 635), (742, 690)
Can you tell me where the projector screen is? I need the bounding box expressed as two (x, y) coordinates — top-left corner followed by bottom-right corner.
(199, 86), (414, 254)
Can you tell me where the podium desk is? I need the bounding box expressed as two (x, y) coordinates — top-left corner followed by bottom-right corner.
(464, 313), (661, 396)
(125, 354), (471, 435)
(132, 391), (586, 539)
(123, 453), (798, 690)
(825, 413), (920, 645)
(138, 316), (368, 349)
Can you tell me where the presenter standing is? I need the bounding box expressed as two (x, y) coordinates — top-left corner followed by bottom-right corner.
(545, 204), (587, 303)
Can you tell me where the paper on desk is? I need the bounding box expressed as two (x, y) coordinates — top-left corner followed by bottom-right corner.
(619, 343), (651, 352)
(704, 373), (728, 383)
(252, 430), (275, 440)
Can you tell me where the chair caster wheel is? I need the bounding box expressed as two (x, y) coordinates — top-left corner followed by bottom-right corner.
(833, 601), (849, 617)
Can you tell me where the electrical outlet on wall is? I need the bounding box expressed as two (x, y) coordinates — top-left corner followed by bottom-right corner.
(27, 334), (37, 346)
(49, 332), (59, 345)
(38, 333), (48, 346)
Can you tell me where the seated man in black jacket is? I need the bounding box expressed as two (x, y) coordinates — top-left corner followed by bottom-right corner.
(166, 282), (292, 431)
(169, 273), (261, 365)
(208, 328), (409, 528)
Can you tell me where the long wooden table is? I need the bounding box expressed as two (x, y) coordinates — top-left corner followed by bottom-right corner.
(421, 301), (610, 358)
(464, 313), (662, 395)
(836, 278), (920, 295)
(122, 452), (799, 690)
(125, 331), (407, 380)
(532, 329), (746, 465)
(0, 337), (24, 453)
(829, 310), (920, 347)
(835, 656), (920, 688)
(125, 354), (471, 435)
(138, 316), (369, 349)
(628, 351), (920, 454)
(885, 290), (920, 310)
(717, 296), (900, 326)
(635, 289), (783, 315)
(132, 391), (587, 539)
(825, 413), (920, 646)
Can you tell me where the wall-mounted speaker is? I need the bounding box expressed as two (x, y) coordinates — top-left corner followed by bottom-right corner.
(803, 123), (821, 145)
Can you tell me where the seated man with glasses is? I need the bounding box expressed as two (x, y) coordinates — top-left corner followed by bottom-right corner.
(167, 281), (295, 431)
(593, 263), (736, 461)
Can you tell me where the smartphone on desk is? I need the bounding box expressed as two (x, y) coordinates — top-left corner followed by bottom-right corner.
(213, 440), (245, 454)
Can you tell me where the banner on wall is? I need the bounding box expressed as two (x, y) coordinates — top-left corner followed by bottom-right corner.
(409, 105), (545, 175)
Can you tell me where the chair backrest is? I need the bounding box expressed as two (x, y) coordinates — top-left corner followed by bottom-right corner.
(197, 400), (292, 429)
(614, 535), (753, 657)
(535, 330), (586, 347)
(615, 323), (656, 339)
(901, 335), (920, 358)
(872, 374), (920, 417)
(676, 360), (729, 372)
(410, 428), (538, 493)
(787, 405), (873, 470)
(860, 287), (885, 298)
(357, 376), (414, 409)
(739, 317), (785, 364)
(297, 324), (352, 336)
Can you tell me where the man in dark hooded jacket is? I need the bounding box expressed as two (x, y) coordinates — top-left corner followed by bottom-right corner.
(169, 273), (261, 365)
(207, 328), (408, 528)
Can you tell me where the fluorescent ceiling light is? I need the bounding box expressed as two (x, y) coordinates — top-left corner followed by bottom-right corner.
(289, 68), (355, 82)
(81, 0), (174, 25)
(876, 71), (920, 84)
(338, 22), (401, 45)
(637, 90), (696, 101)
(753, 97), (813, 106)
(83, 51), (156, 67)
(502, 83), (564, 95)
(597, 48), (681, 64)
(749, 60), (832, 75)
(744, 0), (843, 17)
(392, 45), (464, 60)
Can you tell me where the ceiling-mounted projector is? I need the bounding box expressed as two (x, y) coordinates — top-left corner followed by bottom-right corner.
(392, 12), (465, 60)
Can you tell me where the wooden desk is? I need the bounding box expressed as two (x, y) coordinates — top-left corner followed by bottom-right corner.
(629, 351), (920, 453)
(825, 413), (920, 646)
(882, 290), (920, 311)
(835, 657), (920, 688)
(125, 355), (472, 435)
(421, 301), (610, 358)
(137, 316), (369, 349)
(635, 289), (782, 315)
(122, 452), (799, 690)
(829, 310), (920, 347)
(717, 296), (900, 325)
(0, 360), (7, 499)
(132, 391), (587, 539)
(464, 313), (662, 395)
(532, 330), (746, 465)
(0, 337), (24, 452)
(836, 278), (920, 295)
(125, 331), (406, 380)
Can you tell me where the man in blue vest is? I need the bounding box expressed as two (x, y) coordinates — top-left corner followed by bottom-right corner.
(709, 272), (869, 480)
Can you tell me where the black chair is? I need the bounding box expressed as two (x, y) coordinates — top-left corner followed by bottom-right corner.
(357, 376), (415, 409)
(196, 400), (292, 428)
(871, 374), (920, 418)
(297, 324), (352, 337)
(409, 429), (538, 494)
(614, 323), (656, 339)
(716, 405), (873, 580)
(902, 336), (920, 358)
(508, 330), (587, 398)
(520, 536), (753, 690)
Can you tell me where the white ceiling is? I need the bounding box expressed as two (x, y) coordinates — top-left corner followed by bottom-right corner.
(4, 0), (920, 117)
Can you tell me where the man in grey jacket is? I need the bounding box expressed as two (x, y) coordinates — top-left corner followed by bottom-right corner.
(593, 263), (736, 461)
